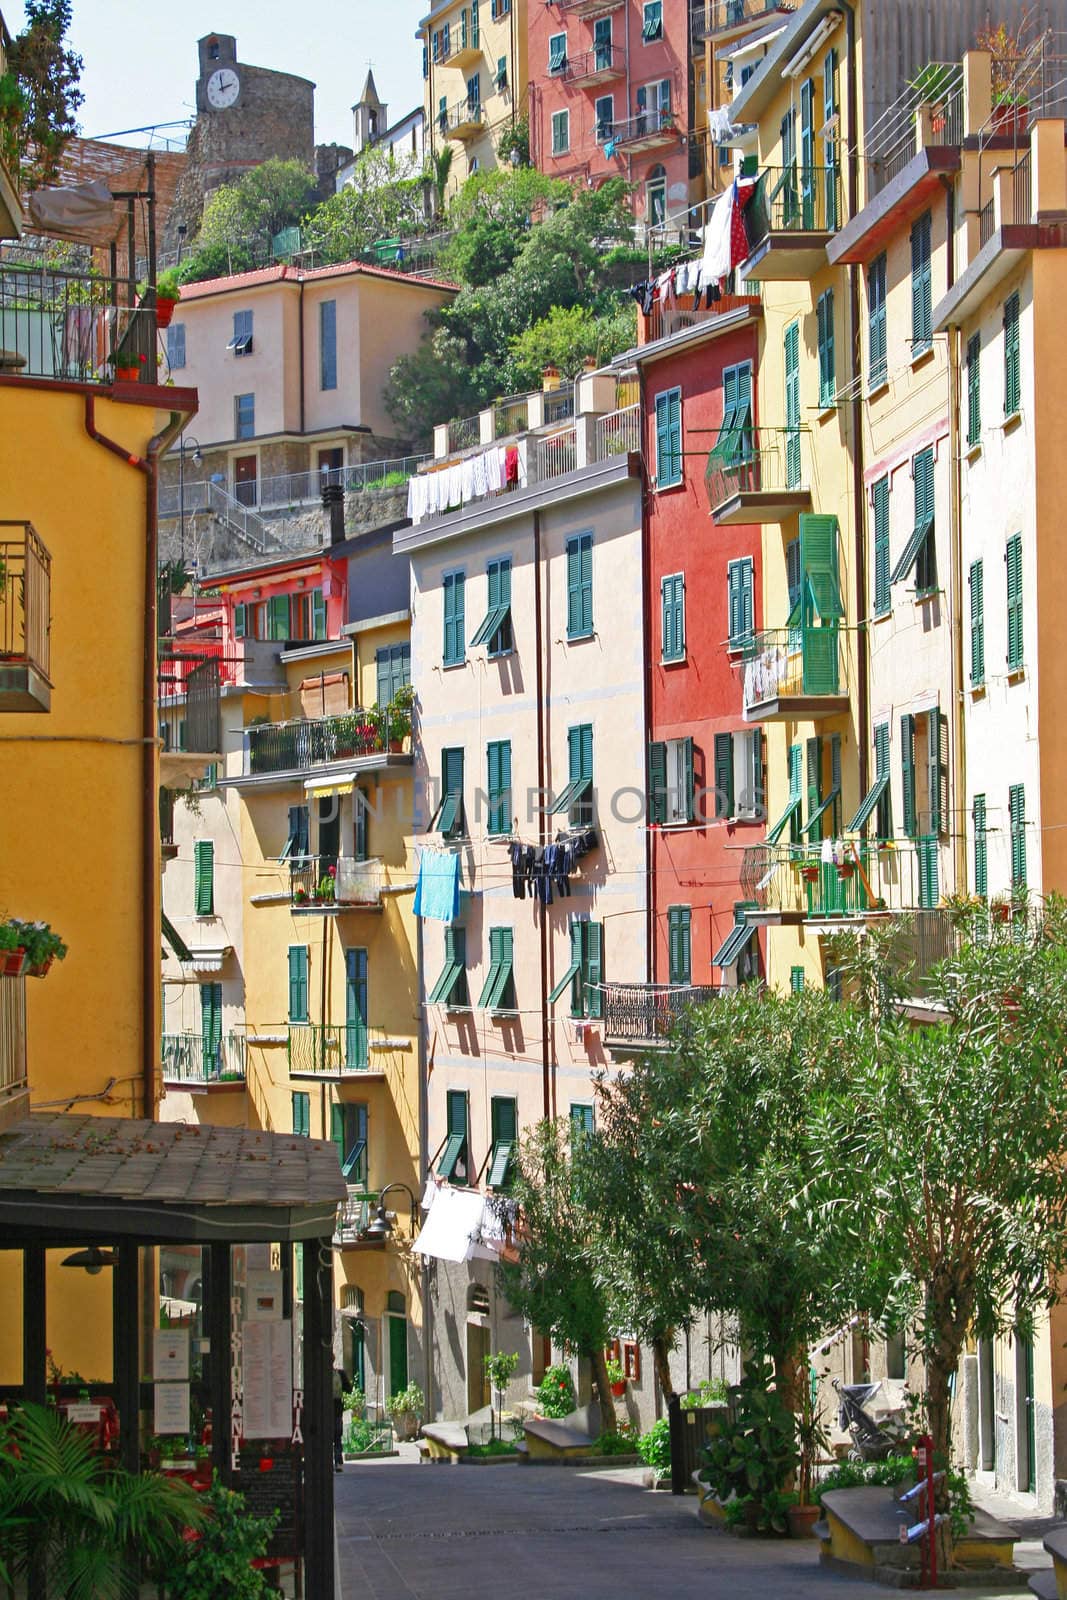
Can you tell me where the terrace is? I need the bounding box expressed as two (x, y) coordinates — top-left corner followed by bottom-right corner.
(741, 164), (843, 280)
(601, 982), (724, 1049)
(706, 424), (812, 523)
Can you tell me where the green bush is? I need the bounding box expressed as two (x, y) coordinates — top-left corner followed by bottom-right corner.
(815, 1452), (974, 1541)
(165, 1475), (277, 1599)
(681, 1377), (729, 1409)
(699, 1360), (799, 1535)
(636, 1418), (672, 1473)
(536, 1364), (577, 1419)
(598, 1425), (638, 1456)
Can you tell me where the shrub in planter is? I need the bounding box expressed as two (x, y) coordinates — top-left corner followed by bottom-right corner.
(698, 1360), (798, 1536)
(536, 1364), (577, 1419)
(7, 919), (66, 977)
(0, 920), (27, 976)
(387, 1382), (425, 1440)
(637, 1417), (672, 1474)
(164, 1475), (277, 1599)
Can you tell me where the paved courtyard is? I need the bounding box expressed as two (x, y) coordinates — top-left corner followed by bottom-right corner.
(335, 1454), (1051, 1599)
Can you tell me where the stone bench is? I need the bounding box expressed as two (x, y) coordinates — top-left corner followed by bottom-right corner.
(820, 1486), (1024, 1588)
(523, 1417), (599, 1462)
(420, 1422), (470, 1463)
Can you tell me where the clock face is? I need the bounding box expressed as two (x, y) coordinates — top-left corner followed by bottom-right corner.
(206, 68), (240, 109)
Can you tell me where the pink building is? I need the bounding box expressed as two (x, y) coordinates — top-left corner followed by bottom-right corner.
(528, 0), (694, 231)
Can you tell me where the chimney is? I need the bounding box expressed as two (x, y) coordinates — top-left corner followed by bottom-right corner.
(322, 482), (346, 545)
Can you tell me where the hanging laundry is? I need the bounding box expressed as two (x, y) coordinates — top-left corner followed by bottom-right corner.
(414, 847), (460, 922)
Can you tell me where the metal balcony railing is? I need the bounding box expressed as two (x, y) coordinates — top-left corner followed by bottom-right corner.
(563, 43), (624, 84)
(335, 1189), (378, 1244)
(746, 165), (842, 242)
(595, 404), (641, 459)
(290, 856), (384, 910)
(493, 396), (529, 439)
(706, 424), (809, 513)
(602, 982), (724, 1043)
(611, 109), (679, 148)
(447, 414), (481, 453)
(642, 290), (760, 346)
(0, 522), (51, 685)
(543, 386), (575, 425)
(741, 840), (932, 922)
(246, 713), (386, 777)
(288, 1022), (369, 1074)
(536, 428), (577, 482)
(161, 1031), (247, 1084)
(690, 0), (795, 40)
(861, 63), (964, 196)
(158, 653), (222, 756)
(0, 972), (27, 1100)
(439, 98), (487, 137)
(740, 625), (845, 709)
(0, 257), (156, 383)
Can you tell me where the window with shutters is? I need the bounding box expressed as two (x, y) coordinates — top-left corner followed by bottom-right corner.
(850, 722), (892, 838)
(654, 387), (682, 488)
(194, 840), (214, 916)
(551, 109), (570, 154)
(429, 925), (469, 1008)
(566, 532), (593, 639)
(709, 362), (753, 471)
(234, 393), (255, 439)
(550, 918), (603, 1019)
(479, 928), (516, 1012)
(900, 713), (917, 839)
(789, 741), (803, 844)
(551, 723), (594, 826)
(1003, 292), (1021, 417)
(918, 834), (939, 910)
(803, 733), (840, 841)
(548, 32), (567, 73)
(911, 211), (932, 354)
(667, 906), (691, 986)
(570, 1103), (594, 1138)
(966, 331), (981, 446)
(784, 321), (801, 487)
(710, 730), (761, 822)
(288, 945), (309, 1023)
(868, 254), (887, 390)
(872, 475), (890, 617)
(354, 788), (369, 862)
(376, 642), (411, 707)
(167, 323), (186, 370)
(786, 536), (801, 618)
(727, 557), (754, 647)
(892, 448), (935, 593)
(1009, 783), (1027, 888)
(790, 966), (804, 993)
(969, 560), (985, 686)
(657, 736), (694, 825)
(279, 804), (310, 862)
(334, 1108), (367, 1187)
(642, 1), (663, 41)
(443, 570), (466, 666)
(470, 557), (512, 656)
(595, 93), (615, 142)
(973, 793), (988, 897)
(823, 48), (839, 229)
(816, 288), (835, 409)
(439, 1091), (470, 1182)
(1006, 533), (1023, 672)
(228, 308), (253, 356)
(488, 1097), (517, 1188)
(320, 300), (337, 391)
(431, 747), (465, 838)
(292, 1091), (310, 1137)
(200, 982), (222, 1075)
(486, 740), (512, 836)
(660, 571), (685, 662)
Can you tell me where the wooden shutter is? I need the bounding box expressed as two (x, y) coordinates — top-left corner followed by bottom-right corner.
(681, 737), (695, 823)
(491, 1096), (517, 1146)
(874, 721), (892, 841)
(790, 966), (804, 993)
(817, 289), (834, 407)
(648, 741), (668, 825)
(312, 589), (326, 639)
(873, 476), (890, 617)
(569, 919), (584, 1017)
(200, 982), (222, 1074)
(799, 513), (842, 620)
(194, 840), (214, 916)
(1006, 534), (1023, 670)
(786, 537), (801, 615)
(487, 740), (511, 835)
(973, 793), (988, 897)
(969, 560), (984, 685)
(268, 594), (290, 641)
(966, 332), (981, 444)
(714, 732), (734, 820)
(345, 947), (368, 1070)
(233, 603), (247, 639)
(785, 321), (801, 486)
(911, 212), (932, 351)
(900, 714), (916, 837)
(1004, 293), (1020, 416)
(668, 907), (691, 986)
(288, 945), (308, 1022)
(806, 736), (822, 830)
(1009, 783), (1026, 887)
(584, 920), (603, 1018)
(830, 733), (842, 834)
(926, 710), (946, 836)
(869, 255), (887, 388)
(443, 571), (465, 665)
(292, 1092), (309, 1137)
(727, 561), (744, 643)
(918, 835), (939, 910)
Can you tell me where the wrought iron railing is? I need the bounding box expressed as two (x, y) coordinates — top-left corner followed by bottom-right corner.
(740, 625), (845, 708)
(161, 1032), (247, 1083)
(0, 258), (155, 383)
(612, 109), (679, 147)
(290, 856), (384, 909)
(602, 983), (724, 1042)
(246, 713), (386, 776)
(595, 404), (641, 459)
(335, 1189), (378, 1244)
(0, 522), (51, 684)
(563, 44), (624, 83)
(690, 0), (795, 39)
(440, 98), (487, 136)
(288, 1022), (369, 1074)
(0, 972), (27, 1099)
(706, 424), (810, 513)
(862, 64), (964, 196)
(158, 653), (222, 756)
(747, 165), (843, 241)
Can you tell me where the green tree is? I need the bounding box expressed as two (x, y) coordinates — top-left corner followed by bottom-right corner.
(300, 146), (429, 264)
(3, 0), (83, 190)
(192, 158), (317, 263)
(507, 302), (637, 393)
(498, 1119), (617, 1435)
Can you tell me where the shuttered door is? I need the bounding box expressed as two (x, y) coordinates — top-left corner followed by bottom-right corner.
(973, 793), (988, 897)
(1006, 534), (1023, 670)
(785, 322), (801, 487)
(1004, 293), (1021, 417)
(1009, 784), (1026, 888)
(873, 476), (890, 617)
(345, 948), (368, 1070)
(714, 733), (734, 820)
(911, 212), (932, 352)
(901, 715), (916, 838)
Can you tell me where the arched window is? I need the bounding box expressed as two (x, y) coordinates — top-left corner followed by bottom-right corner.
(646, 165), (667, 229)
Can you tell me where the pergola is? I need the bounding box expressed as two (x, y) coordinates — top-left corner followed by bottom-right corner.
(0, 1113), (346, 1599)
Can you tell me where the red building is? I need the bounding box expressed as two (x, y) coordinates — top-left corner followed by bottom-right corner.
(528, 0), (695, 232)
(632, 290), (766, 989)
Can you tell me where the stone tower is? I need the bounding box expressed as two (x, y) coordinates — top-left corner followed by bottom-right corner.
(352, 71), (387, 158)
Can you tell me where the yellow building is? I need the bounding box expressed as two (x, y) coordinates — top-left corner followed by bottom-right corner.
(418, 0), (528, 196)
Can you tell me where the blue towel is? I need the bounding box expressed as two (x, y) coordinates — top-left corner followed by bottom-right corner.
(414, 849), (460, 922)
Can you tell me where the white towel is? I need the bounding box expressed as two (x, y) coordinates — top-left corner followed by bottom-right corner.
(701, 181), (737, 285)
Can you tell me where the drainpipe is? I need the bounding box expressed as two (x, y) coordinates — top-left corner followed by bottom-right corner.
(299, 278), (306, 437)
(637, 365), (654, 984)
(84, 393), (188, 1119)
(843, 1), (869, 798)
(532, 507), (551, 1120)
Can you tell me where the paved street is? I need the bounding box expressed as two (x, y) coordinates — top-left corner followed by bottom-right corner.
(335, 1454), (1049, 1599)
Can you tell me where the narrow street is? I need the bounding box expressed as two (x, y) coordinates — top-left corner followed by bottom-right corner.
(334, 1457), (1046, 1599)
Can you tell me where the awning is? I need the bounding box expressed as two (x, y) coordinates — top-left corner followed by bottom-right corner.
(411, 1183), (490, 1264)
(182, 945), (232, 974)
(26, 180), (115, 242)
(713, 921), (755, 969)
(304, 772), (358, 798)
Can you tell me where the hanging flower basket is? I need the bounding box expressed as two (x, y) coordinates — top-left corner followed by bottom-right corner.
(0, 947), (27, 977)
(155, 295), (179, 329)
(837, 862), (855, 880)
(610, 1380), (627, 1398)
(799, 864), (819, 884)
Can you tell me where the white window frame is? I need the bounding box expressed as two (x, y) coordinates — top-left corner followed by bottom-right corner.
(664, 737), (689, 826)
(733, 731), (762, 821)
(642, 0), (664, 42)
(551, 108), (570, 155)
(594, 94), (614, 143)
(548, 31), (568, 74)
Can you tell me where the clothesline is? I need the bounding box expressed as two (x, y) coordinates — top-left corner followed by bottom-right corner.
(627, 176), (758, 316)
(406, 443), (524, 526)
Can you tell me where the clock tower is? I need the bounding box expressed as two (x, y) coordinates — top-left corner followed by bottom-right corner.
(195, 34), (241, 113)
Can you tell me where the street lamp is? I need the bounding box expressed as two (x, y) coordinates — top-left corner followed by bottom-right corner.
(177, 432), (203, 563)
(365, 1182), (417, 1241)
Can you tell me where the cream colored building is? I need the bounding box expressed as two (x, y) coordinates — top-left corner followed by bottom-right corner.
(418, 0), (528, 196)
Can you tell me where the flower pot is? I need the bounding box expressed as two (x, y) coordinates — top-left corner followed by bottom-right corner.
(837, 864), (855, 880)
(610, 1380), (627, 1398)
(992, 904), (1011, 924)
(787, 1503), (821, 1540)
(389, 738), (405, 754)
(992, 102), (1028, 137)
(800, 867), (819, 884)
(0, 948), (26, 977)
(258, 1457), (274, 1472)
(27, 954), (54, 978)
(116, 367), (140, 383)
(156, 296), (179, 329)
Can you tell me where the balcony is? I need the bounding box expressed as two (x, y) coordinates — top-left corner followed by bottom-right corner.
(602, 982), (724, 1049)
(564, 44), (625, 88)
(612, 109), (680, 154)
(158, 652), (223, 786)
(0, 522), (52, 711)
(741, 165), (843, 281)
(741, 840), (928, 926)
(290, 856), (384, 913)
(640, 290), (761, 349)
(740, 626), (849, 720)
(594, 404), (641, 459)
(161, 1031), (247, 1087)
(335, 1189), (384, 1249)
(439, 98), (488, 142)
(442, 32), (481, 69)
(0, 972), (28, 1125)
(557, 0), (624, 15)
(706, 426), (812, 524)
(690, 0), (796, 41)
(243, 713), (409, 783)
(288, 1022), (370, 1078)
(0, 255), (156, 383)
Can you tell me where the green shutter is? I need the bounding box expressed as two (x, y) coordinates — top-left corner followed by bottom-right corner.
(969, 560), (985, 686)
(345, 948), (368, 1071)
(973, 793), (988, 897)
(570, 1103), (594, 1137)
(661, 573), (685, 661)
(1006, 533), (1023, 670)
(817, 289), (835, 408)
(966, 332), (981, 445)
(799, 513), (842, 621)
(567, 533), (593, 639)
(727, 560), (745, 645)
(911, 211), (932, 353)
(1009, 783), (1026, 888)
(268, 593), (290, 641)
(233, 603), (247, 639)
(668, 906), (691, 986)
(436, 747), (465, 838)
(788, 741), (803, 843)
(288, 945), (308, 1023)
(655, 388), (681, 487)
(487, 740), (512, 836)
(311, 589), (327, 640)
(443, 571), (465, 666)
(790, 966), (805, 994)
(479, 927), (515, 1011)
(681, 736), (695, 824)
(490, 1094), (516, 1146)
(875, 721), (892, 839)
(714, 732), (733, 820)
(823, 48), (839, 227)
(901, 714), (916, 838)
(805, 736), (822, 836)
(430, 925), (468, 1007)
(868, 255), (887, 389)
(194, 840), (214, 916)
(873, 476), (890, 617)
(648, 740), (668, 826)
(584, 920), (603, 1019)
(292, 1091), (310, 1136)
(918, 835), (939, 910)
(200, 982), (222, 1076)
(1004, 292), (1021, 417)
(927, 710), (945, 836)
(785, 321), (801, 487)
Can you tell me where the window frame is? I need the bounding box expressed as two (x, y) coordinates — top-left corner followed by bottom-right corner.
(910, 211), (933, 356)
(442, 568), (466, 667)
(551, 108), (570, 155)
(660, 571), (685, 663)
(667, 905), (691, 986)
(868, 253), (887, 390)
(319, 298), (337, 392)
(228, 308), (253, 356)
(653, 386), (682, 489)
(565, 532), (593, 640)
(234, 393), (255, 440)
(642, 0), (663, 41)
(167, 322), (186, 370)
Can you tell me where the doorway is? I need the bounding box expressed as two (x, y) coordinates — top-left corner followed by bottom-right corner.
(318, 446), (344, 488)
(978, 1337), (996, 1472)
(386, 1290), (408, 1399)
(467, 1323), (490, 1415)
(233, 454), (258, 506)
(1017, 1330), (1036, 1494)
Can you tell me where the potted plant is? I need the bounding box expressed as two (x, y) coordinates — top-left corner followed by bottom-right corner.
(155, 267), (182, 329)
(799, 861), (819, 884)
(0, 920), (28, 976)
(110, 350), (144, 383)
(789, 1383), (830, 1539)
(293, 886), (309, 905)
(9, 919), (66, 977)
(314, 866), (336, 903)
(387, 682), (415, 752)
(606, 1356), (627, 1399)
(484, 1350), (520, 1438)
(386, 1382), (425, 1442)
(991, 896), (1012, 925)
(837, 858), (855, 881)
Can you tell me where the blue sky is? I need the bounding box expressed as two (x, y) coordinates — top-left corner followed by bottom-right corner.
(5, 0), (427, 151)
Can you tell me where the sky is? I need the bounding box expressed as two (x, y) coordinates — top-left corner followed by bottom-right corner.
(4, 0), (428, 152)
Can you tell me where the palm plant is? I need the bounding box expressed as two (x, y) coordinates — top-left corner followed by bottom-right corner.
(0, 1403), (202, 1599)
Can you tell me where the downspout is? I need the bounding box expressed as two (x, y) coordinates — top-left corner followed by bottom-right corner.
(943, 177), (967, 895)
(532, 507), (551, 1120)
(299, 278), (306, 437)
(843, 1), (869, 798)
(637, 365), (654, 984)
(84, 393), (188, 1119)
(416, 902), (432, 1411)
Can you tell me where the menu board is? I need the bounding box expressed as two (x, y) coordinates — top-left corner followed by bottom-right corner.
(154, 1382), (191, 1435)
(236, 1453), (300, 1559)
(242, 1319), (293, 1440)
(153, 1329), (190, 1381)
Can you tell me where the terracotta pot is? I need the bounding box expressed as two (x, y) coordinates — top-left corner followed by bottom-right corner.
(0, 948), (26, 977)
(156, 296), (178, 329)
(837, 864), (855, 879)
(258, 1457), (274, 1472)
(610, 1380), (627, 1398)
(992, 102), (1028, 137)
(28, 954), (54, 978)
(117, 367), (140, 383)
(787, 1503), (821, 1540)
(389, 738), (405, 753)
(800, 867), (819, 884)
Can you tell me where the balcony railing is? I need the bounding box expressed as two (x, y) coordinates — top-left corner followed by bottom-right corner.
(0, 522), (52, 710)
(602, 982), (724, 1043)
(440, 98), (487, 138)
(746, 164), (842, 242)
(161, 1031), (248, 1084)
(158, 653), (222, 757)
(290, 855), (384, 910)
(741, 840), (931, 922)
(612, 109), (679, 151)
(690, 0), (795, 39)
(288, 1022), (369, 1075)
(543, 386), (575, 425)
(0, 972), (27, 1102)
(595, 404), (641, 459)
(447, 414), (481, 453)
(246, 713), (387, 777)
(563, 44), (625, 85)
(705, 425), (811, 519)
(493, 396), (529, 439)
(741, 625), (847, 714)
(536, 427), (577, 482)
(335, 1189), (379, 1245)
(642, 290), (761, 346)
(0, 257), (156, 383)
(862, 64), (964, 196)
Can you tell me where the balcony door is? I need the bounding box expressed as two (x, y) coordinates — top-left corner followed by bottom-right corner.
(233, 454), (258, 506)
(345, 948), (368, 1071)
